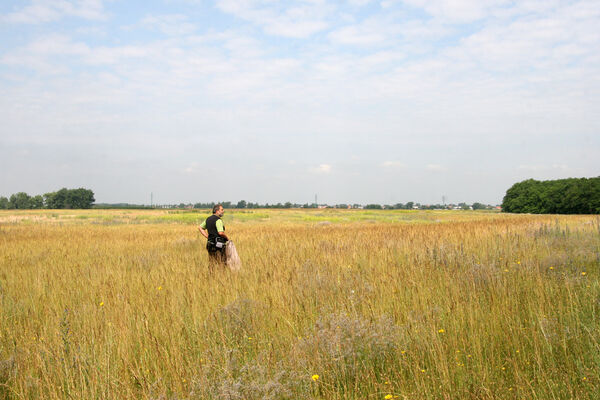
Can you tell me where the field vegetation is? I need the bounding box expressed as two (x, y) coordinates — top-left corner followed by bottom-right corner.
(0, 209), (599, 399)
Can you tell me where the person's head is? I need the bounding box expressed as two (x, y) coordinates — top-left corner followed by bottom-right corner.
(213, 204), (224, 217)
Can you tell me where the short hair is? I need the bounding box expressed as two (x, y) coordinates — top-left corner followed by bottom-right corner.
(212, 204), (223, 214)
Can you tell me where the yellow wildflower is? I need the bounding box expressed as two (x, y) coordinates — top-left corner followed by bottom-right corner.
(99, 301), (104, 307)
(581, 272), (587, 276)
(312, 374), (319, 382)
(438, 329), (445, 333)
(158, 286), (162, 290)
(385, 395), (393, 400)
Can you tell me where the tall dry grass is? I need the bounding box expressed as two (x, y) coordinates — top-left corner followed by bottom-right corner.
(0, 210), (598, 399)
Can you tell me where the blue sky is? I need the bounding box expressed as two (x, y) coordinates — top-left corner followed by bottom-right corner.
(1, 0), (599, 205)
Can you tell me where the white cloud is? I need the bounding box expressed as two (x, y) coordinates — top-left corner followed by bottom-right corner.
(348, 0), (374, 5)
(216, 0), (333, 38)
(2, 0), (106, 24)
(402, 0), (512, 23)
(310, 164), (332, 174)
(328, 24), (388, 46)
(426, 164), (447, 172)
(183, 162), (200, 174)
(141, 14), (197, 36)
(382, 161), (405, 168)
(518, 164), (583, 173)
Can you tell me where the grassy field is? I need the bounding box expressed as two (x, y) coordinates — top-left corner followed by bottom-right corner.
(0, 209), (599, 399)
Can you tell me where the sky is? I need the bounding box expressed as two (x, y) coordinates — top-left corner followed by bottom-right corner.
(1, 0), (599, 205)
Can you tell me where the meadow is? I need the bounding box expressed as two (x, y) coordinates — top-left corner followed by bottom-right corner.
(0, 209), (598, 399)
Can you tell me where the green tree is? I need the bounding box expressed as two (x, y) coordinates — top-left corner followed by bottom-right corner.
(44, 188), (95, 209)
(502, 177), (600, 214)
(68, 188), (95, 209)
(472, 202), (486, 210)
(458, 202), (470, 210)
(9, 192), (31, 209)
(236, 200), (247, 209)
(0, 196), (9, 209)
(44, 191), (59, 209)
(31, 195), (44, 209)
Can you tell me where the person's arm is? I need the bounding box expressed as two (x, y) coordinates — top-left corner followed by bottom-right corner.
(198, 221), (208, 239)
(216, 219), (229, 241)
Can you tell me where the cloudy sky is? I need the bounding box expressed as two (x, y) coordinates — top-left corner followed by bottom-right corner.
(1, 0), (598, 205)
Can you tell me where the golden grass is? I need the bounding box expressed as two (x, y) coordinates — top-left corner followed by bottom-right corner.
(0, 210), (598, 399)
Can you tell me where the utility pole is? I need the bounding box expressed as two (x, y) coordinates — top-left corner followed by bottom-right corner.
(315, 194), (317, 206)
(151, 192), (153, 208)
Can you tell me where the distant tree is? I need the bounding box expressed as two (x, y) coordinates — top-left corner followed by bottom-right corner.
(43, 188), (95, 209)
(44, 191), (58, 209)
(283, 202), (293, 208)
(405, 202), (414, 209)
(70, 188), (95, 209)
(458, 202), (470, 210)
(31, 195), (44, 209)
(9, 192), (31, 209)
(236, 200), (247, 209)
(472, 202), (486, 210)
(365, 204), (383, 209)
(46, 188), (68, 209)
(0, 196), (8, 209)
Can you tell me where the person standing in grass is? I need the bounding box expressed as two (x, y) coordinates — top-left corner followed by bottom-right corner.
(198, 204), (229, 267)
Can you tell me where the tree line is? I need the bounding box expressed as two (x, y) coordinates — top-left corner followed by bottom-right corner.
(502, 177), (600, 214)
(134, 201), (496, 210)
(0, 188), (95, 209)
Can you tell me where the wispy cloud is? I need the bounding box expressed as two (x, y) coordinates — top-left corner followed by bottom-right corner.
(382, 161), (405, 168)
(518, 164), (583, 173)
(402, 0), (511, 23)
(183, 162), (200, 174)
(216, 0), (333, 38)
(2, 0), (107, 24)
(310, 164), (332, 174)
(141, 14), (197, 36)
(426, 164), (447, 172)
